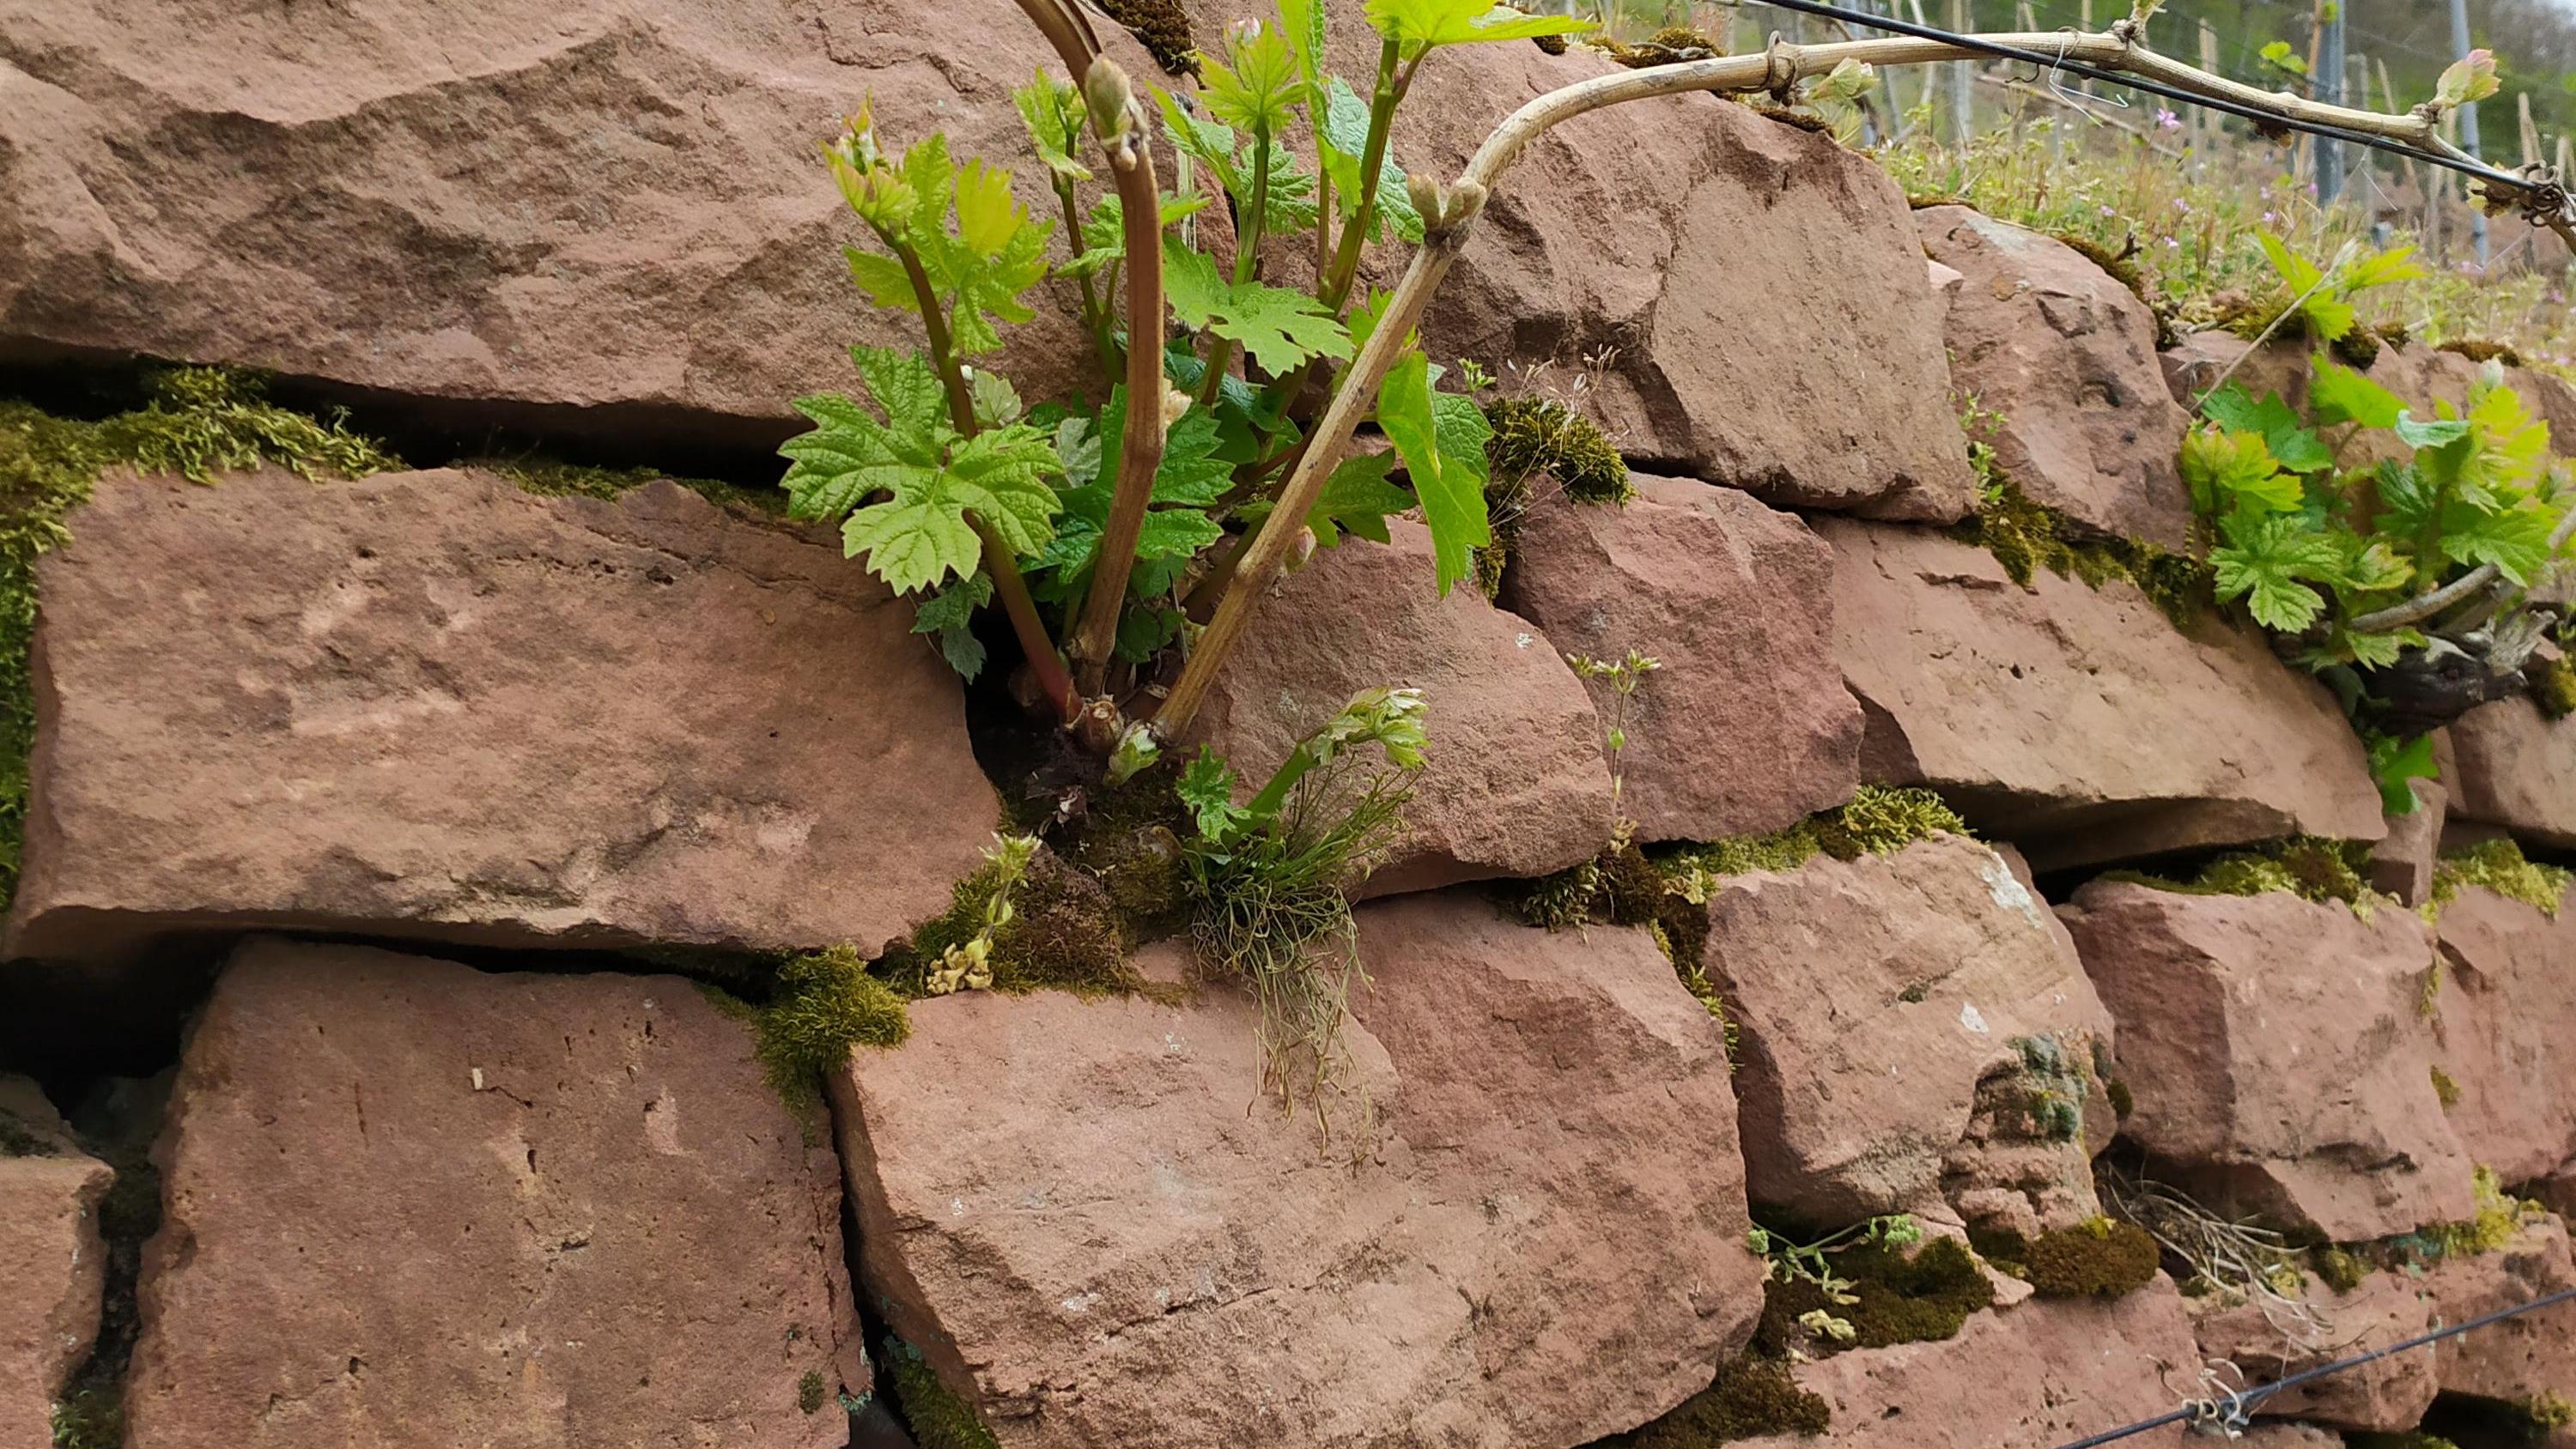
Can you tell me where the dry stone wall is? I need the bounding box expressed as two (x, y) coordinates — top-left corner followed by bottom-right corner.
(7, 1), (2576, 1446)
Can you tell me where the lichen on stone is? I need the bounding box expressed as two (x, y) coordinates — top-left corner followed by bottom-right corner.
(882, 1337), (1002, 1449)
(2432, 838), (2573, 917)
(2104, 835), (2384, 914)
(1594, 1354), (1832, 1446)
(1951, 477), (2209, 629)
(798, 1369), (829, 1414)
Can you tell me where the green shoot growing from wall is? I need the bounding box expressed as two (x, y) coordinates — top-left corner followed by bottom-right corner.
(1179, 687), (1425, 1131)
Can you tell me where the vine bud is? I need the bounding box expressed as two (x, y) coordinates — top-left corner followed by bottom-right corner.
(1084, 57), (1136, 142)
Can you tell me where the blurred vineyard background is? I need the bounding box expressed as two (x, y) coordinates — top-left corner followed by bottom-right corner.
(1542, 0), (2576, 374)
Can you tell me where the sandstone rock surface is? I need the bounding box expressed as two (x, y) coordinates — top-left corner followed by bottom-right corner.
(1823, 519), (2385, 868)
(2187, 1272), (2434, 1431)
(126, 938), (864, 1449)
(2431, 886), (2576, 1187)
(1918, 206), (2194, 548)
(0, 1076), (112, 1449)
(1734, 1281), (2202, 1449)
(2368, 775), (2448, 906)
(1188, 519), (1612, 894)
(1701, 834), (2111, 1232)
(1503, 476), (1861, 842)
(1356, 30), (1976, 519)
(0, 0), (1174, 443)
(832, 895), (1760, 1449)
(6, 469), (993, 963)
(2060, 881), (2472, 1240)
(2423, 1211), (2576, 1403)
(2447, 697), (2576, 848)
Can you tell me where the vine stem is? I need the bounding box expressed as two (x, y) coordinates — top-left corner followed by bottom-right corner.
(1148, 26), (2576, 743)
(1011, 0), (1170, 701)
(878, 222), (1078, 721)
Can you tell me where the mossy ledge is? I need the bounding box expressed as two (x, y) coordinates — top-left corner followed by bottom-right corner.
(1592, 1354), (1832, 1446)
(1973, 1216), (2160, 1299)
(1477, 393), (1631, 598)
(2099, 835), (2384, 914)
(881, 1338), (1002, 1449)
(1752, 1234), (1995, 1357)
(2430, 837), (2573, 918)
(1952, 477), (2210, 630)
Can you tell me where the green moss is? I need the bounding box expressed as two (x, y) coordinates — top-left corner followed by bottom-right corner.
(2432, 1064), (2463, 1109)
(2054, 231), (2156, 314)
(2312, 1244), (2367, 1294)
(1951, 478), (2209, 629)
(50, 1385), (123, 1449)
(799, 1370), (829, 1415)
(1485, 396), (1631, 506)
(1985, 1217), (2160, 1299)
(2426, 1166), (2538, 1258)
(0, 1106), (56, 1157)
(1595, 1355), (1831, 1446)
(481, 452), (784, 517)
(1755, 1237), (1996, 1357)
(882, 1338), (1002, 1449)
(2439, 337), (2527, 367)
(1097, 0), (1197, 74)
(2104, 836), (2382, 912)
(753, 945), (911, 1102)
(2416, 1390), (2576, 1447)
(2532, 656), (2576, 719)
(888, 844), (1170, 1002)
(2105, 1078), (2135, 1119)
(2432, 838), (2573, 918)
(1048, 768), (1194, 943)
(2346, 1434), (2460, 1449)
(1664, 786), (1968, 894)
(2330, 325), (2385, 371)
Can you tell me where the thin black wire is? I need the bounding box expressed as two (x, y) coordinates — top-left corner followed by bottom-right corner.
(1744, 0), (2541, 193)
(2048, 1282), (2576, 1449)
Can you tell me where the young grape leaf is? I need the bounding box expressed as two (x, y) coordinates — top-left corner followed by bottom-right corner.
(1177, 748), (1250, 842)
(2180, 426), (2301, 514)
(1115, 604), (1188, 663)
(1012, 71), (1091, 184)
(2211, 512), (2341, 633)
(781, 346), (1064, 593)
(1199, 22), (1303, 134)
(2394, 413), (2472, 452)
(2439, 500), (2556, 584)
(1163, 236), (1353, 373)
(1319, 79), (1425, 244)
(1377, 349), (1492, 595)
(1309, 450), (1412, 547)
(2308, 355), (2404, 430)
(1364, 0), (1589, 56)
(2436, 49), (2501, 109)
(912, 571), (996, 679)
(2366, 731), (2439, 814)
(2201, 385), (2331, 475)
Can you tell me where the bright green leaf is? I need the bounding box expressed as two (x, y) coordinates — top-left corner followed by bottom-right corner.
(1177, 748), (1249, 842)
(2309, 355), (2405, 430)
(2395, 412), (2472, 451)
(1199, 23), (1303, 134)
(2180, 426), (2301, 514)
(2437, 49), (2501, 109)
(912, 571), (995, 679)
(1364, 0), (1588, 54)
(2367, 731), (2439, 814)
(1377, 349), (1490, 595)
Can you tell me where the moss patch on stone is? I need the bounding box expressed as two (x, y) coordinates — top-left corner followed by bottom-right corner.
(2312, 1243), (2367, 1294)
(1978, 1216), (2160, 1299)
(2104, 835), (2383, 913)
(1753, 1235), (1996, 1356)
(882, 1338), (1003, 1449)
(2532, 656), (2576, 719)
(1476, 394), (1631, 598)
(0, 368), (399, 913)
(886, 843), (1176, 1002)
(2439, 337), (2527, 367)
(2432, 1064), (2463, 1109)
(2432, 838), (2573, 917)
(1595, 1355), (1832, 1446)
(1662, 785), (1968, 891)
(747, 945), (912, 1102)
(1953, 478), (2209, 629)
(479, 452), (785, 518)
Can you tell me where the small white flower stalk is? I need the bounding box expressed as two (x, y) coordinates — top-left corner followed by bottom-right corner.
(925, 833), (1041, 996)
